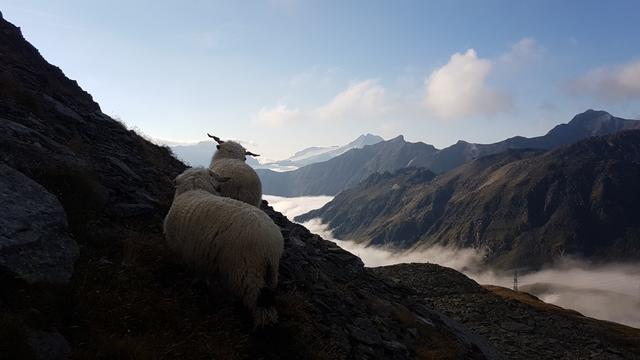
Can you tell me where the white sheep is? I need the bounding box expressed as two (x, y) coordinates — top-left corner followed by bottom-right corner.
(163, 167), (284, 327)
(207, 134), (262, 207)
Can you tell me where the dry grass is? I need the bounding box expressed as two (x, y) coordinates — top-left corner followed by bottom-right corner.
(484, 284), (640, 349)
(483, 285), (581, 317)
(66, 228), (250, 360)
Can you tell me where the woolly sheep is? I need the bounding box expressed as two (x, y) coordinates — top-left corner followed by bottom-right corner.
(207, 134), (262, 207)
(163, 167), (284, 327)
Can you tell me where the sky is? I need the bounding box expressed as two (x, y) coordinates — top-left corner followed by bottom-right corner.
(2, 0), (640, 159)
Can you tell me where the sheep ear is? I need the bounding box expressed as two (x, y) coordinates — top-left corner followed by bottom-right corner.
(245, 151), (260, 157)
(207, 133), (224, 144)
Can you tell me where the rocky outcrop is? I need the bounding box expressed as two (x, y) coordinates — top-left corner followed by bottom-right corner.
(0, 164), (77, 284)
(372, 263), (640, 359)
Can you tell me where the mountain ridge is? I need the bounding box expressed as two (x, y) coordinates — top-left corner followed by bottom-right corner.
(257, 135), (438, 196)
(297, 130), (640, 269)
(260, 110), (640, 196)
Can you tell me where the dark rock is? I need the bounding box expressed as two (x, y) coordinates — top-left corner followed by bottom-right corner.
(0, 164), (78, 284)
(346, 324), (382, 346)
(26, 329), (71, 360)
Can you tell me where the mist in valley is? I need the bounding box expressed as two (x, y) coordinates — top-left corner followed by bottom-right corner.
(265, 195), (640, 328)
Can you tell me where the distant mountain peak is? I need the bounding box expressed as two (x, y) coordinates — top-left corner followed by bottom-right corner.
(346, 133), (385, 147)
(569, 109), (612, 124)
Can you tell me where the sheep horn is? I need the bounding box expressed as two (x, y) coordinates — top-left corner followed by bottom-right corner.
(207, 133), (224, 144)
(245, 151), (260, 157)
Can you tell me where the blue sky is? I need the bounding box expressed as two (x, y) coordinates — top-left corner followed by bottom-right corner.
(2, 0), (640, 159)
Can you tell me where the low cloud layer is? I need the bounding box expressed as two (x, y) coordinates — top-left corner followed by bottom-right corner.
(568, 59), (640, 102)
(301, 218), (486, 271)
(267, 195), (640, 328)
(263, 194), (333, 219)
(424, 49), (511, 119)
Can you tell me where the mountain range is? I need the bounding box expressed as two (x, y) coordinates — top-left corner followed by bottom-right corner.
(297, 130), (640, 269)
(260, 133), (384, 169)
(257, 135), (439, 196)
(170, 133), (383, 170)
(260, 110), (640, 196)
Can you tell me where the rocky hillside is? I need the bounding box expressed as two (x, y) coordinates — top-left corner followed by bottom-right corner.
(257, 135), (438, 196)
(298, 131), (640, 269)
(372, 263), (640, 359)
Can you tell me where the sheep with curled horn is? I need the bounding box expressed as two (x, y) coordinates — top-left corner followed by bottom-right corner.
(163, 167), (283, 327)
(207, 133), (262, 207)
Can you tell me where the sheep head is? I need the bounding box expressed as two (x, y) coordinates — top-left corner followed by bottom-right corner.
(208, 134), (260, 161)
(173, 167), (230, 196)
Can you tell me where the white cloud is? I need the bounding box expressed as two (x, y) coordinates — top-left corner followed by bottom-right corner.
(568, 60), (640, 102)
(263, 195), (334, 218)
(256, 105), (301, 127)
(424, 49), (511, 119)
(500, 37), (543, 65)
(257, 80), (389, 127)
(313, 80), (389, 121)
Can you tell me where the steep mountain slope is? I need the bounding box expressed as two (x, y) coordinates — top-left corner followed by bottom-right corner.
(412, 110), (640, 173)
(298, 131), (640, 269)
(257, 135), (439, 196)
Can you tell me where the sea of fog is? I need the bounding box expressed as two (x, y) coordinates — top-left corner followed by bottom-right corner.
(264, 195), (640, 328)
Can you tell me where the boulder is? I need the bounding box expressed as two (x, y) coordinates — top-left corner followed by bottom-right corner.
(0, 164), (78, 284)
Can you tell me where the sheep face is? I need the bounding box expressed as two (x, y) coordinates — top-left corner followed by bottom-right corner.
(173, 167), (229, 196)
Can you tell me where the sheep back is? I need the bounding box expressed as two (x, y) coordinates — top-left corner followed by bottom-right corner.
(210, 159), (262, 207)
(163, 190), (283, 326)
